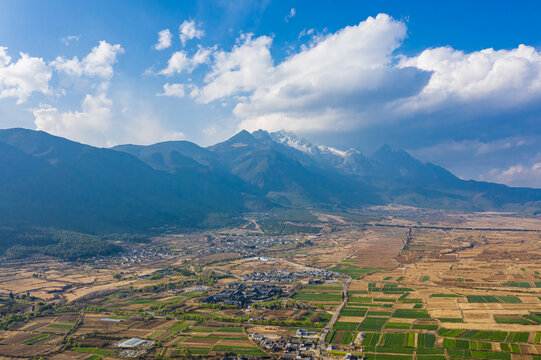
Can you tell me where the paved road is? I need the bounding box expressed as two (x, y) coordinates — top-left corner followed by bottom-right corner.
(318, 277), (350, 359)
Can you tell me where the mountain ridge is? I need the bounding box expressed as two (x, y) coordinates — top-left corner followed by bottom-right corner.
(0, 127), (539, 236)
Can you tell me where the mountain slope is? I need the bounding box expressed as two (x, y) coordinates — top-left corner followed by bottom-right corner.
(269, 130), (541, 211)
(0, 128), (248, 233)
(207, 130), (381, 207)
(0, 127), (539, 238)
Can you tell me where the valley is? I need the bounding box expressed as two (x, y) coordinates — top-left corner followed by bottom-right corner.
(0, 209), (540, 359)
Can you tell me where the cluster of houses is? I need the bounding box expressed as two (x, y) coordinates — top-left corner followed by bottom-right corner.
(241, 268), (343, 282)
(203, 282), (284, 307)
(193, 234), (296, 257)
(250, 333), (316, 359)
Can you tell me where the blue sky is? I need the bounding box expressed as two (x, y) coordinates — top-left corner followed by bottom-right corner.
(1, 0), (541, 187)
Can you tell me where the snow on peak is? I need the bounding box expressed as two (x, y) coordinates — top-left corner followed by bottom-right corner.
(269, 130), (347, 158)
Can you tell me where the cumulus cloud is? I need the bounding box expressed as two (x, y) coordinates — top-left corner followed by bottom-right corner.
(157, 83), (185, 98)
(154, 29), (172, 50)
(196, 33), (274, 103)
(52, 41), (124, 88)
(192, 14), (426, 132)
(159, 46), (212, 75)
(0, 47), (52, 103)
(182, 13), (541, 139)
(179, 19), (204, 46)
(33, 93), (113, 146)
(397, 44), (541, 115)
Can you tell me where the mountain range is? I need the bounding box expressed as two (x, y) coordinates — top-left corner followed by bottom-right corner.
(0, 127), (540, 235)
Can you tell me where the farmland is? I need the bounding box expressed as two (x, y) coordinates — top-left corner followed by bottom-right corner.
(0, 209), (540, 358)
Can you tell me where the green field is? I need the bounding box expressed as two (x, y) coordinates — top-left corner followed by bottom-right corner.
(293, 292), (342, 302)
(495, 317), (534, 325)
(333, 321), (358, 330)
(461, 330), (508, 341)
(329, 265), (381, 279)
(340, 308), (367, 317)
(392, 309), (431, 319)
(430, 293), (462, 298)
(169, 322), (189, 332)
(385, 322), (411, 329)
(438, 318), (464, 323)
(467, 295), (522, 303)
(339, 331), (357, 344)
(418, 333), (436, 348)
(502, 282), (531, 288)
(362, 332), (380, 346)
(505, 332), (529, 343)
(71, 347), (112, 356)
(47, 323), (74, 329)
(358, 316), (387, 331)
(438, 328), (465, 337)
(413, 324), (438, 330)
(22, 334), (49, 345)
(381, 333), (415, 347)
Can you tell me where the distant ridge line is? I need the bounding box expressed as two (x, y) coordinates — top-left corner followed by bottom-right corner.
(366, 223), (541, 232)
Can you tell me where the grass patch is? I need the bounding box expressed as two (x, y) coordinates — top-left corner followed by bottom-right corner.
(430, 293), (462, 298)
(421, 276), (430, 281)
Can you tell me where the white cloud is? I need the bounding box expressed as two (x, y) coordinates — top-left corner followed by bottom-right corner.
(0, 47), (52, 103)
(184, 13), (541, 136)
(154, 29), (172, 50)
(481, 162), (541, 188)
(157, 83), (185, 98)
(52, 41), (124, 87)
(179, 19), (204, 46)
(159, 51), (189, 75)
(61, 35), (80, 46)
(193, 14), (419, 132)
(284, 8), (296, 22)
(33, 93), (113, 146)
(159, 46), (213, 75)
(196, 33), (274, 103)
(397, 44), (541, 115)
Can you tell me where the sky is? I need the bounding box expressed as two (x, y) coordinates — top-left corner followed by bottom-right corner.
(0, 0), (541, 187)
